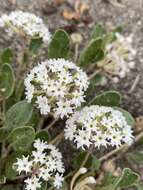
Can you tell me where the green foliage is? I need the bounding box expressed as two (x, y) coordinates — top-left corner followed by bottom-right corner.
(27, 111), (40, 128)
(114, 107), (135, 126)
(102, 172), (119, 186)
(1, 48), (13, 64)
(115, 168), (139, 188)
(0, 127), (9, 142)
(89, 90), (121, 106)
(74, 151), (101, 170)
(128, 150), (143, 164)
(4, 153), (19, 180)
(29, 37), (43, 55)
(0, 63), (15, 98)
(102, 32), (115, 49)
(5, 100), (33, 130)
(91, 23), (106, 39)
(37, 182), (47, 190)
(89, 74), (107, 87)
(48, 29), (70, 59)
(36, 130), (51, 142)
(8, 126), (35, 152)
(136, 183), (143, 190)
(80, 38), (104, 66)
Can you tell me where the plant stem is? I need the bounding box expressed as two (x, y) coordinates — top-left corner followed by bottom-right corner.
(49, 131), (64, 145)
(46, 118), (59, 131)
(80, 151), (90, 168)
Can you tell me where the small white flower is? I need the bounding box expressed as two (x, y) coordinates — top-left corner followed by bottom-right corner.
(32, 150), (46, 164)
(0, 11), (51, 43)
(64, 105), (134, 150)
(97, 33), (136, 82)
(13, 139), (65, 190)
(36, 96), (51, 115)
(33, 139), (48, 152)
(14, 156), (32, 174)
(53, 173), (64, 189)
(24, 58), (89, 118)
(24, 176), (41, 190)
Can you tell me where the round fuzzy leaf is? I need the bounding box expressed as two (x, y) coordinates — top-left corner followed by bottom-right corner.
(48, 29), (70, 59)
(91, 23), (106, 39)
(0, 127), (9, 142)
(0, 63), (15, 99)
(29, 37), (43, 55)
(36, 130), (51, 142)
(1, 48), (13, 64)
(102, 33), (115, 49)
(115, 168), (139, 188)
(4, 153), (20, 180)
(8, 126), (35, 152)
(89, 90), (121, 106)
(80, 38), (104, 66)
(114, 107), (135, 126)
(5, 100), (33, 130)
(28, 111), (40, 128)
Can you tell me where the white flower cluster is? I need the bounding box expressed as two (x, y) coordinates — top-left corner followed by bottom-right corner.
(97, 33), (136, 82)
(64, 105), (134, 150)
(0, 11), (51, 43)
(14, 139), (65, 190)
(24, 58), (89, 118)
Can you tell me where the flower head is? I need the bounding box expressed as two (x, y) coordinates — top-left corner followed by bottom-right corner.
(24, 58), (89, 118)
(97, 33), (136, 82)
(14, 139), (65, 189)
(64, 105), (134, 150)
(0, 11), (51, 43)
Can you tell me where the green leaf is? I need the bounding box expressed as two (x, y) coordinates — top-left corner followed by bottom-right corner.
(102, 172), (119, 186)
(80, 38), (104, 66)
(8, 126), (35, 152)
(74, 151), (100, 170)
(28, 111), (40, 128)
(128, 150), (143, 164)
(102, 32), (115, 49)
(90, 74), (107, 87)
(114, 107), (135, 126)
(115, 168), (139, 188)
(4, 153), (20, 180)
(5, 100), (33, 130)
(1, 48), (13, 64)
(95, 185), (115, 190)
(89, 90), (121, 106)
(91, 23), (106, 39)
(48, 29), (70, 58)
(0, 127), (9, 142)
(113, 26), (122, 34)
(29, 37), (43, 55)
(37, 182), (47, 190)
(0, 63), (15, 98)
(36, 130), (51, 142)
